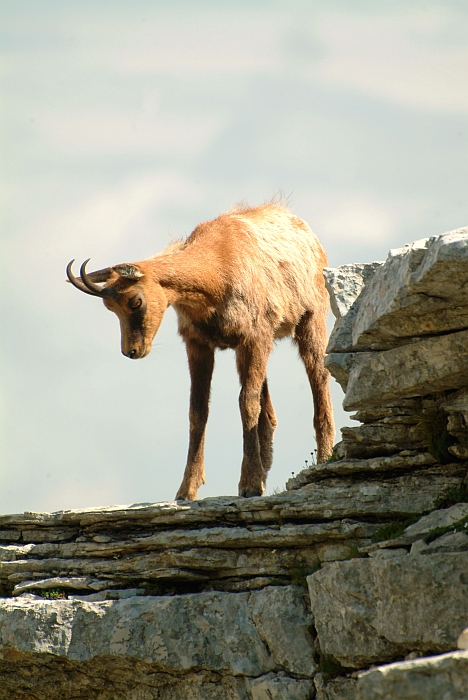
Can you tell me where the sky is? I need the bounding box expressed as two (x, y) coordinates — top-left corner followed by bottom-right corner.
(1, 0), (467, 514)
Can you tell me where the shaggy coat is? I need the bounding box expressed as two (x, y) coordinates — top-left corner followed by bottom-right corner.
(67, 203), (335, 500)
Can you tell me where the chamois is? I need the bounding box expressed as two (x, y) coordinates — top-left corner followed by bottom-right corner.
(67, 203), (335, 500)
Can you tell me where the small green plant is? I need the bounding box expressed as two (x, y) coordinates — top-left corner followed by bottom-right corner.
(269, 486), (282, 495)
(303, 449), (317, 470)
(324, 450), (340, 464)
(40, 588), (67, 600)
(424, 514), (468, 545)
(371, 515), (422, 544)
(323, 441), (344, 464)
(434, 485), (468, 510)
(289, 562), (321, 588)
(344, 543), (367, 559)
(303, 443), (342, 468)
(371, 522), (406, 543)
(268, 577), (288, 587)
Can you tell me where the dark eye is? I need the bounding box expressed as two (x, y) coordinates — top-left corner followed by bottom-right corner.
(130, 297), (142, 310)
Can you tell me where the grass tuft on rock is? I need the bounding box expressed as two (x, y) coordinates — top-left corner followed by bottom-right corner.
(424, 514), (468, 544)
(289, 562), (321, 588)
(345, 543), (367, 559)
(371, 514), (422, 543)
(434, 485), (468, 509)
(40, 589), (68, 600)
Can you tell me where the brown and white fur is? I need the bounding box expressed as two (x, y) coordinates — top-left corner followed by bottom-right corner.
(67, 203), (335, 500)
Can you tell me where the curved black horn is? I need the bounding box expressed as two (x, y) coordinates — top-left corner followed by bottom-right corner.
(66, 259), (100, 297)
(80, 259), (108, 297)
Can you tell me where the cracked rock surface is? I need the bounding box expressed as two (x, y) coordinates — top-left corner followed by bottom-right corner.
(308, 552), (468, 668)
(0, 587), (314, 699)
(356, 650), (468, 700)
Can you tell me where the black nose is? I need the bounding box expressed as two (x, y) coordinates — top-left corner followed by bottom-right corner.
(123, 348), (137, 359)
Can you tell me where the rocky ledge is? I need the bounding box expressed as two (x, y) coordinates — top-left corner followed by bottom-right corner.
(1, 225), (468, 699)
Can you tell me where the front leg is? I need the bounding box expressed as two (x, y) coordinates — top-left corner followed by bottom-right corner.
(175, 339), (214, 501)
(236, 341), (271, 498)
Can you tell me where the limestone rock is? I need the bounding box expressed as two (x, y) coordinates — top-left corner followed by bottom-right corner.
(248, 585), (316, 676)
(307, 553), (468, 669)
(3, 463), (465, 599)
(324, 262), (383, 353)
(458, 627), (468, 650)
(351, 227), (468, 349)
(324, 352), (372, 392)
(249, 673), (315, 700)
(283, 464), (464, 522)
(368, 548), (408, 560)
(350, 399), (422, 424)
(286, 452), (436, 489)
(443, 388), (468, 421)
(340, 418), (426, 459)
(324, 263), (383, 321)
(308, 559), (399, 669)
(343, 329), (468, 410)
(0, 530), (20, 542)
(362, 507), (468, 555)
(0, 594), (265, 674)
(444, 388), (468, 458)
(0, 657), (251, 700)
(20, 528), (78, 543)
(13, 576), (113, 595)
(315, 673), (357, 700)
(356, 650), (468, 700)
(450, 444), (468, 459)
(404, 503), (468, 540)
(423, 531), (468, 554)
(0, 586), (315, 699)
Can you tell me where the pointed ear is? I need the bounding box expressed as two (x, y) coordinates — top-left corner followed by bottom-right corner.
(113, 264), (145, 279)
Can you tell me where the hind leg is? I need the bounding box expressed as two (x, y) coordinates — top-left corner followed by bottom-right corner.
(258, 378), (278, 479)
(236, 340), (272, 497)
(294, 310), (335, 463)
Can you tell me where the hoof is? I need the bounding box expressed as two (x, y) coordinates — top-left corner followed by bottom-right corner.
(175, 493), (197, 502)
(239, 487), (263, 498)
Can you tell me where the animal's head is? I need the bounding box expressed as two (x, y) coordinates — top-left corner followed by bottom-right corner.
(67, 259), (167, 359)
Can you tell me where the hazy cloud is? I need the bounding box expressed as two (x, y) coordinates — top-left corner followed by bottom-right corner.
(313, 8), (468, 112)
